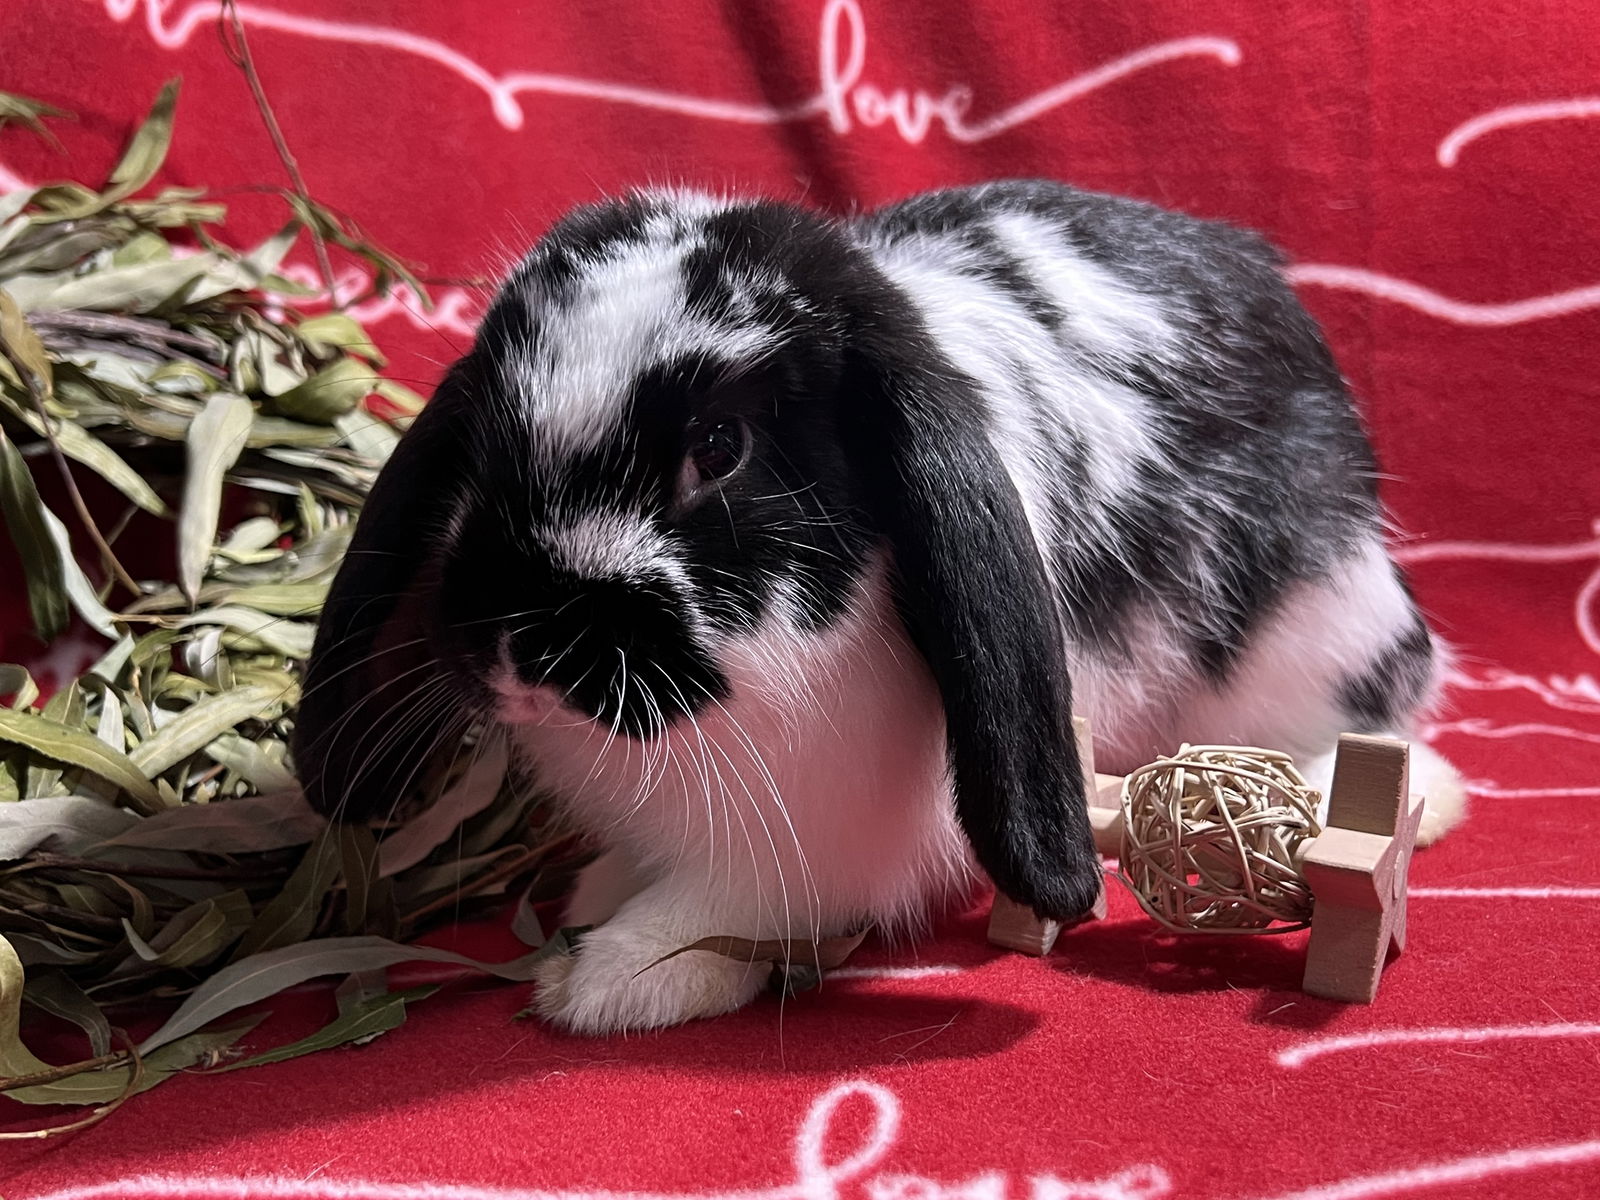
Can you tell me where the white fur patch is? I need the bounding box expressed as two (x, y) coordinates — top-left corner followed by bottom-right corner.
(987, 209), (1176, 357)
(509, 555), (970, 1032)
(504, 211), (779, 463)
(857, 222), (1165, 583)
(1170, 539), (1418, 756)
(540, 509), (687, 587)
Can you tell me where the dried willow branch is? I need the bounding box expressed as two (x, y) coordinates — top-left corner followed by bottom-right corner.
(0, 1047), (129, 1091)
(218, 0), (340, 307)
(0, 330), (141, 595)
(0, 1031), (144, 1141)
(0, 80), (576, 1129)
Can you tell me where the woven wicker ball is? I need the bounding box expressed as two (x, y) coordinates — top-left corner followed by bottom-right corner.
(1118, 745), (1324, 934)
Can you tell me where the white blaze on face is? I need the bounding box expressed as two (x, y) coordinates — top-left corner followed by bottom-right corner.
(536, 508), (706, 642)
(503, 211), (781, 467)
(509, 240), (690, 460)
(540, 510), (681, 585)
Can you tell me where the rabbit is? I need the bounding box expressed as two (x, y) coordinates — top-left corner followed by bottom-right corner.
(292, 180), (1467, 1035)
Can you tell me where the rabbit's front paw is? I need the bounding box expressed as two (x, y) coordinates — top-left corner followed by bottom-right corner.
(531, 919), (770, 1034)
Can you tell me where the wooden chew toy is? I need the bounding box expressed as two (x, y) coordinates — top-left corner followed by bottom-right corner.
(1299, 734), (1425, 1003)
(986, 719), (1425, 1004)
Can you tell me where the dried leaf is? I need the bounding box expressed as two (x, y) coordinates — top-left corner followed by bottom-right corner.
(178, 391), (253, 602)
(0, 91), (71, 140)
(182, 623), (229, 689)
(7, 935), (101, 968)
(220, 516), (283, 555)
(645, 930), (869, 974)
(123, 890), (251, 969)
(241, 221), (300, 282)
(39, 505), (119, 639)
(295, 313), (385, 364)
(22, 972), (110, 1057)
(0, 428), (69, 641)
(11, 255), (233, 314)
(177, 604), (316, 658)
(93, 684), (125, 751)
(213, 581), (328, 617)
(237, 325), (304, 396)
(0, 286), (54, 385)
(1, 662), (40, 709)
(377, 735), (509, 877)
(86, 632), (135, 686)
(333, 408), (399, 464)
(333, 969), (387, 1016)
(3, 1020), (261, 1105)
(5, 1013), (258, 1106)
(201, 732), (297, 794)
(1, 932), (77, 1085)
(2, 934), (249, 1109)
(100, 788), (320, 853)
(112, 230), (174, 268)
(0, 795), (140, 860)
(212, 984), (439, 1075)
(374, 379), (426, 416)
(0, 709), (163, 814)
(230, 829), (344, 961)
(510, 884), (546, 949)
(103, 79), (180, 202)
(272, 356), (377, 423)
(0, 197), (34, 245)
(142, 936), (554, 1054)
(27, 417), (166, 516)
(126, 682), (286, 777)
(337, 822), (383, 934)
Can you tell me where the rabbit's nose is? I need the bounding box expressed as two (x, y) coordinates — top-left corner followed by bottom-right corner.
(491, 675), (568, 726)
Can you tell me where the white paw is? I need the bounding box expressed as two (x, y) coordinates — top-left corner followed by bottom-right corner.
(531, 919), (771, 1034)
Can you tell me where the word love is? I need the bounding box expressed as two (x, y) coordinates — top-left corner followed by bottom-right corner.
(777, 1080), (1169, 1200)
(29, 1081), (1173, 1200)
(100, 0), (1239, 147)
(813, 0), (1238, 145)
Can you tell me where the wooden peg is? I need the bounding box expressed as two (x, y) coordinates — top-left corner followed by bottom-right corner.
(1300, 734), (1424, 1003)
(1087, 769), (1125, 856)
(987, 716), (1108, 955)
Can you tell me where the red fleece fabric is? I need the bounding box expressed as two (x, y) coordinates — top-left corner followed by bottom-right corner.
(3, 1), (1599, 1196)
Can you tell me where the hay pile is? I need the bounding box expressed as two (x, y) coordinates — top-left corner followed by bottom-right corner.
(0, 82), (566, 1136)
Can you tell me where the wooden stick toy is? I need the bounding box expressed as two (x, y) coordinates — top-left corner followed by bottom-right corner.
(987, 718), (1425, 1003)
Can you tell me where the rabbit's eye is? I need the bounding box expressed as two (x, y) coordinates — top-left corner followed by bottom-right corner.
(687, 419), (749, 485)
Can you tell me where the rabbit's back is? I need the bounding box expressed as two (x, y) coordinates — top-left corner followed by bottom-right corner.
(854, 182), (1448, 795)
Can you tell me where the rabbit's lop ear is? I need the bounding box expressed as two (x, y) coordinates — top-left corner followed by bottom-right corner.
(841, 312), (1102, 921)
(292, 364), (474, 822)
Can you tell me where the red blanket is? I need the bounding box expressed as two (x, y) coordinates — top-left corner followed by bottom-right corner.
(4, 1), (1599, 1196)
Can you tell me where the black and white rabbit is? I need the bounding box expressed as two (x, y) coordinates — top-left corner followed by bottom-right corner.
(293, 181), (1466, 1034)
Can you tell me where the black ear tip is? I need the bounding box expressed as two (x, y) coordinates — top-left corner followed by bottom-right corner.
(997, 845), (1105, 921)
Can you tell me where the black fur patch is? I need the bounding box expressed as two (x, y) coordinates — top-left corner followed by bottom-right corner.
(529, 193), (661, 299)
(1340, 617), (1435, 731)
(292, 362), (480, 820)
(865, 181), (1379, 685)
